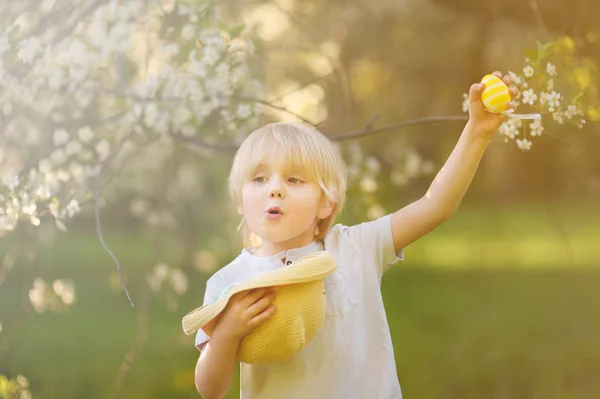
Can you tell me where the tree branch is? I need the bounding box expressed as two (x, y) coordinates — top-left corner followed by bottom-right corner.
(169, 115), (471, 152)
(236, 95), (319, 127)
(94, 132), (137, 308)
(527, 0), (551, 39)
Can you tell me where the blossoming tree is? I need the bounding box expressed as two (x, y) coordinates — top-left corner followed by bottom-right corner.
(0, 1), (593, 396)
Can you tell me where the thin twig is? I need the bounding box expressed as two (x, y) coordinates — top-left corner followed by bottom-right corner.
(527, 0), (551, 39)
(94, 132), (137, 308)
(236, 96), (319, 127)
(331, 115), (470, 140)
(113, 282), (150, 398)
(169, 131), (240, 152)
(168, 115), (470, 152)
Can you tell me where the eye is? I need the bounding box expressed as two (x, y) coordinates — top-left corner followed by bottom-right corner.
(288, 177), (301, 184)
(253, 176), (265, 183)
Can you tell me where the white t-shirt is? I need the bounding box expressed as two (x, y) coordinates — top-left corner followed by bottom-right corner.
(195, 214), (404, 399)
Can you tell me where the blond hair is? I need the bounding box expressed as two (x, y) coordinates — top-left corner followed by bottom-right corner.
(228, 122), (347, 247)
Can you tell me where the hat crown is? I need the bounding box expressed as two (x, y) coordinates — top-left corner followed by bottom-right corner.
(182, 251), (337, 364)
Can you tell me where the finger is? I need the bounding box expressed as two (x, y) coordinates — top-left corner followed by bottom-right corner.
(468, 82), (485, 104)
(246, 291), (276, 318)
(509, 86), (519, 97)
(506, 101), (516, 110)
(492, 71), (502, 79)
(235, 288), (267, 305)
(502, 75), (512, 85)
(248, 305), (276, 328)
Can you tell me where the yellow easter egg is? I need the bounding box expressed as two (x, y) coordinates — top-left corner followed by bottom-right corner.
(480, 74), (511, 113)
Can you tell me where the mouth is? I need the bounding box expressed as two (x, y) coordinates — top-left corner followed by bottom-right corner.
(265, 206), (283, 216)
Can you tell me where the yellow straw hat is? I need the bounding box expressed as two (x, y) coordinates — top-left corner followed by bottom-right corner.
(182, 251), (337, 364)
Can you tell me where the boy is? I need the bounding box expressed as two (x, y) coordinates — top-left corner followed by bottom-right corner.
(193, 72), (518, 399)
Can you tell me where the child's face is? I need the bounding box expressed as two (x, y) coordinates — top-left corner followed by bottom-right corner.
(240, 154), (330, 250)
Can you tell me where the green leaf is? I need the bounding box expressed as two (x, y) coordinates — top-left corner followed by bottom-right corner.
(536, 40), (557, 60)
(525, 48), (538, 63)
(572, 90), (585, 104)
(229, 24), (245, 40)
(251, 34), (264, 55)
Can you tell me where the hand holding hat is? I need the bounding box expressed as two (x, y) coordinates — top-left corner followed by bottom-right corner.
(182, 251), (337, 364)
(211, 287), (278, 344)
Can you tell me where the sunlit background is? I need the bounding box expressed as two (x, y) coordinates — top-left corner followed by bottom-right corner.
(1, 0), (599, 398)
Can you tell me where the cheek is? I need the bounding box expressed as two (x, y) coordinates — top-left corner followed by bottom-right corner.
(292, 189), (322, 214)
(241, 187), (260, 215)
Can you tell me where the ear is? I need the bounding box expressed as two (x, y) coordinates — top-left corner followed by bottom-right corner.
(317, 199), (334, 219)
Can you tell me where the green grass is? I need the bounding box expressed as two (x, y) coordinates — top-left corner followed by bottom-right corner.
(1, 205), (599, 398)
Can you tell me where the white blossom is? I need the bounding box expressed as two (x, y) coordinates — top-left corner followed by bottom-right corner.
(516, 138), (532, 151)
(181, 25), (196, 41)
(553, 110), (565, 124)
(522, 89), (538, 105)
(365, 156), (381, 173)
(170, 269), (188, 295)
(564, 104), (578, 119)
(17, 37), (42, 64)
(0, 0), (261, 236)
(540, 91), (561, 110)
(367, 204), (385, 220)
(546, 62), (557, 77)
(529, 118), (544, 137)
(65, 140), (83, 156)
(359, 176), (377, 193)
(499, 119), (522, 140)
(193, 250), (218, 274)
(77, 126), (95, 143)
(53, 129), (70, 146)
(523, 65), (534, 78)
(507, 71), (522, 86)
(65, 199), (80, 218)
(52, 279), (76, 305)
(236, 104), (252, 119)
(95, 139), (110, 161)
(50, 148), (67, 164)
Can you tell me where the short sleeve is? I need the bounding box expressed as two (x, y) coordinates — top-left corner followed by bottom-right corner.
(337, 214), (404, 275)
(194, 273), (224, 350)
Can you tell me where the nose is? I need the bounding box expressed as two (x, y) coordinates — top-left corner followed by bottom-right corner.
(269, 187), (283, 198)
(268, 178), (285, 199)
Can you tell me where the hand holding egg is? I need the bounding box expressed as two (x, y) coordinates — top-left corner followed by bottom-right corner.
(466, 71), (520, 139)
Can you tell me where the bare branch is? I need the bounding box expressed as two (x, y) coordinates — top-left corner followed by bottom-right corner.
(95, 132), (137, 308)
(170, 113), (574, 153)
(528, 0), (551, 39)
(236, 95), (319, 127)
(113, 283), (150, 398)
(330, 115), (469, 141)
(169, 131), (240, 153)
(91, 89), (569, 148)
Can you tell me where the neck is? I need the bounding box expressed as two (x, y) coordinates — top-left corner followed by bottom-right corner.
(253, 232), (317, 257)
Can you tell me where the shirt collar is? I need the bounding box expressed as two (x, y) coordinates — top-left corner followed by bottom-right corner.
(241, 240), (323, 266)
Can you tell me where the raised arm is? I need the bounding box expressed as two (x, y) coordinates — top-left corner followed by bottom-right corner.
(390, 72), (518, 253)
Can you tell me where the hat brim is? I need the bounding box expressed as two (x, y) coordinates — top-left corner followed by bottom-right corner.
(182, 250), (336, 336)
